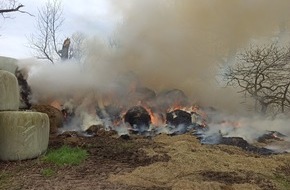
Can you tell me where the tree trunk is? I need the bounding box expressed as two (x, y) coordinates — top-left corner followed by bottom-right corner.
(260, 102), (267, 115)
(281, 83), (290, 113)
(60, 38), (71, 60)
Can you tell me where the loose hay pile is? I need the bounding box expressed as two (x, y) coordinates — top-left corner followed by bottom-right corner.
(109, 134), (290, 190)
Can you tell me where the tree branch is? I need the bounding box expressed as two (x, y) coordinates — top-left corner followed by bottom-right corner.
(0, 4), (34, 17)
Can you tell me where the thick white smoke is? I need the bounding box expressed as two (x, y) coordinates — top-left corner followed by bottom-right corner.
(17, 1), (290, 147)
(101, 0), (290, 111)
(203, 113), (290, 152)
(21, 0), (290, 111)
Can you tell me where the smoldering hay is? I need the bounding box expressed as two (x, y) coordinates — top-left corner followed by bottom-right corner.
(17, 1), (290, 148)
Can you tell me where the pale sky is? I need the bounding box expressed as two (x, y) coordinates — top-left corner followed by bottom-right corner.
(0, 0), (118, 59)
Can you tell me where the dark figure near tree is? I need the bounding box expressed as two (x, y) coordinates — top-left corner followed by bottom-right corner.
(60, 38), (71, 60)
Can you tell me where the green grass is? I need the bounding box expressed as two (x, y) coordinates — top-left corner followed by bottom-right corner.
(43, 145), (88, 166)
(41, 168), (55, 177)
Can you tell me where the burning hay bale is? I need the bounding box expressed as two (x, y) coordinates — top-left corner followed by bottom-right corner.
(124, 106), (151, 133)
(31, 105), (64, 134)
(166, 109), (192, 127)
(155, 89), (189, 111)
(164, 107), (208, 136)
(166, 109), (192, 135)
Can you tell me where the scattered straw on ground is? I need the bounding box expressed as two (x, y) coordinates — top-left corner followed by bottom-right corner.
(108, 134), (290, 189)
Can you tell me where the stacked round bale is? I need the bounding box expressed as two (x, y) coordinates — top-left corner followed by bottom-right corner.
(0, 56), (50, 161)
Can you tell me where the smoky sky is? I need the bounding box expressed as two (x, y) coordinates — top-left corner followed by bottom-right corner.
(89, 0), (290, 111)
(23, 0), (290, 113)
(18, 1), (290, 146)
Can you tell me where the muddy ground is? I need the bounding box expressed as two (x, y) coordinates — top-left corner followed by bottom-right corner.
(1, 126), (290, 190)
(0, 126), (170, 190)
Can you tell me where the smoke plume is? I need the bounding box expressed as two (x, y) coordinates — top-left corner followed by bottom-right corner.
(18, 1), (290, 141)
(21, 0), (290, 111)
(94, 0), (290, 111)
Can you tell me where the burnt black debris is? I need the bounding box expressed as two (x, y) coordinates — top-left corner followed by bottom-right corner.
(124, 106), (151, 133)
(199, 132), (222, 144)
(16, 70), (31, 109)
(220, 137), (274, 155)
(166, 109), (192, 127)
(165, 109), (192, 135)
(122, 105), (208, 135)
(199, 132), (275, 155)
(165, 109), (208, 135)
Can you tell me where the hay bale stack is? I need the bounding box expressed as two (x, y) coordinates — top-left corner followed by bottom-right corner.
(0, 56), (18, 74)
(0, 59), (50, 161)
(0, 70), (20, 111)
(0, 111), (49, 161)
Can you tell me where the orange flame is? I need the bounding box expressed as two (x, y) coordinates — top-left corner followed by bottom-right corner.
(50, 100), (62, 110)
(140, 103), (165, 126)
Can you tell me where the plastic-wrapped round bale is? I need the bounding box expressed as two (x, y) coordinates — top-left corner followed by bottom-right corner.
(0, 70), (20, 111)
(0, 56), (18, 74)
(0, 111), (50, 161)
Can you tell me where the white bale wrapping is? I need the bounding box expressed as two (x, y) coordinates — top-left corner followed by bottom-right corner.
(0, 111), (50, 161)
(0, 56), (18, 74)
(0, 70), (20, 111)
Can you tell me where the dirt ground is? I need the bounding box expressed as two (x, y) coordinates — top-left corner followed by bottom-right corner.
(1, 126), (290, 190)
(0, 126), (170, 190)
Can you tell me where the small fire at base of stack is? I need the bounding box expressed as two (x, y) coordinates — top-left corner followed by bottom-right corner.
(57, 88), (208, 136)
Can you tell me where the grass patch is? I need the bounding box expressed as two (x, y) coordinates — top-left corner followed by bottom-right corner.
(43, 145), (88, 166)
(41, 168), (55, 177)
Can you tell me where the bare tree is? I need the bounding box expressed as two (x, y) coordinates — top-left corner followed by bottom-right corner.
(28, 0), (64, 63)
(224, 43), (290, 115)
(0, 0), (32, 17)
